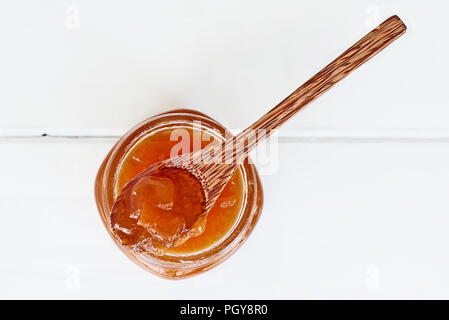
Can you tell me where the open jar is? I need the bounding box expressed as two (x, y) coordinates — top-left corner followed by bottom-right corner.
(95, 109), (263, 278)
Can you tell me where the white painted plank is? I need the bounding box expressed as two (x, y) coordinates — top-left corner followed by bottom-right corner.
(0, 0), (448, 134)
(0, 139), (448, 299)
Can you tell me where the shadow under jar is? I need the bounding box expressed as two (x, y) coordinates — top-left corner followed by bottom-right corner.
(95, 109), (263, 279)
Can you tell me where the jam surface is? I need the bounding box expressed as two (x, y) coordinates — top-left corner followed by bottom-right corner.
(111, 166), (207, 254)
(114, 126), (245, 255)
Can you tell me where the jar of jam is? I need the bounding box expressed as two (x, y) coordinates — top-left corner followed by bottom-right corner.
(95, 109), (263, 278)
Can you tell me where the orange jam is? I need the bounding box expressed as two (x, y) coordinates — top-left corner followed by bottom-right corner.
(115, 126), (246, 255)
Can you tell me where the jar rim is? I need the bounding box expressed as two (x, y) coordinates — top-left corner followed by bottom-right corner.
(94, 109), (263, 278)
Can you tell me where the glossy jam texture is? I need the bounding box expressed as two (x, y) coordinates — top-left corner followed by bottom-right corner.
(111, 166), (206, 254)
(115, 126), (245, 255)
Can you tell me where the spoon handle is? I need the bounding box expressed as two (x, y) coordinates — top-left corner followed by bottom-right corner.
(234, 15), (406, 156)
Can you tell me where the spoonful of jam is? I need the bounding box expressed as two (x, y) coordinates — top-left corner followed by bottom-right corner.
(111, 16), (406, 254)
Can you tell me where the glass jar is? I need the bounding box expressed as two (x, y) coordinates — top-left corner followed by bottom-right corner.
(94, 109), (263, 279)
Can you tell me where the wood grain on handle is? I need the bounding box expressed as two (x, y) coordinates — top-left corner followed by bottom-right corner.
(170, 15), (406, 212)
(236, 15), (407, 152)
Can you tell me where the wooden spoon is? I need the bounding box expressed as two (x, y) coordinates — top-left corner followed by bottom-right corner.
(111, 15), (406, 253)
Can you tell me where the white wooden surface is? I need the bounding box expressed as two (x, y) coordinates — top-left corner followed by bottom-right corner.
(1, 1), (449, 299)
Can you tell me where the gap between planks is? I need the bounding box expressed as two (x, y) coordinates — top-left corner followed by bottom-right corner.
(2, 129), (449, 143)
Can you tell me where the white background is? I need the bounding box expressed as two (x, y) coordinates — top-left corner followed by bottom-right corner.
(1, 0), (449, 299)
